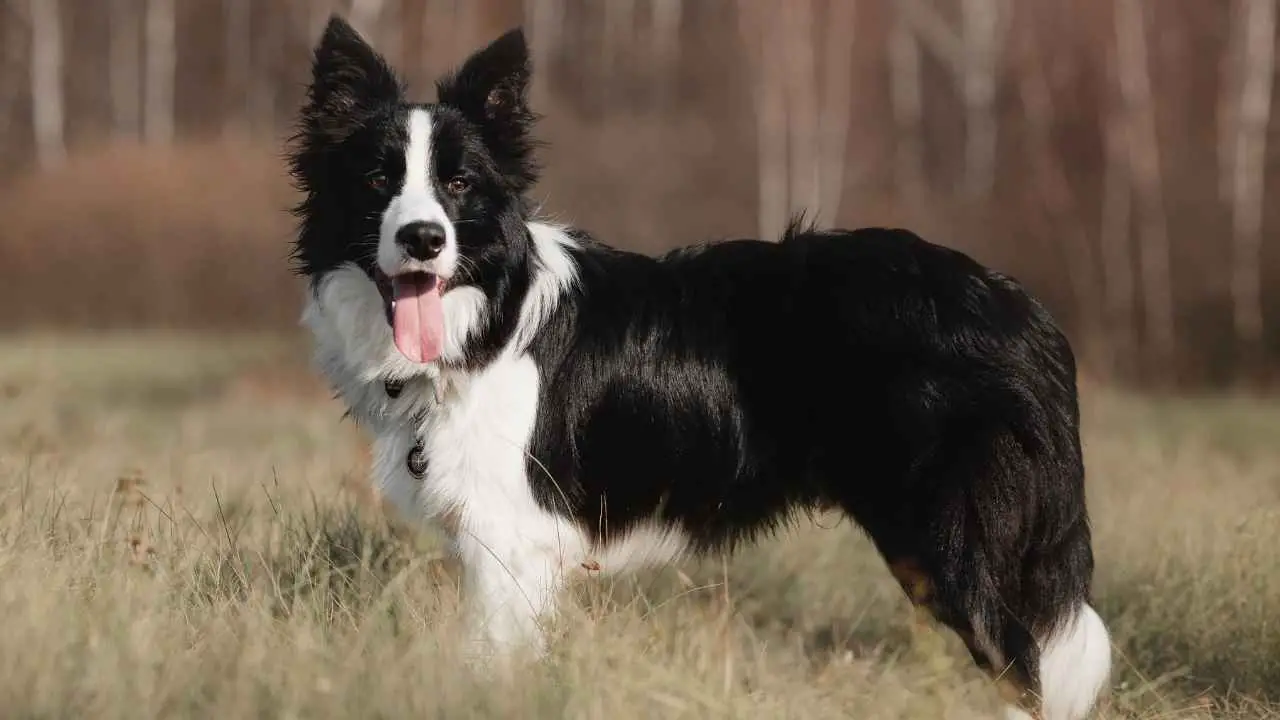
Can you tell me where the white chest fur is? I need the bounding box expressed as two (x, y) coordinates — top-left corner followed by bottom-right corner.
(301, 221), (692, 660)
(419, 354), (586, 563)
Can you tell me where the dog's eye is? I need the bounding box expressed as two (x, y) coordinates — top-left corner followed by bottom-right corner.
(447, 177), (470, 194)
(368, 173), (388, 192)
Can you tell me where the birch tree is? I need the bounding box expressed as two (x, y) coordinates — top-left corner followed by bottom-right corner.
(1115, 0), (1174, 382)
(29, 0), (65, 168)
(223, 0), (251, 135)
(783, 0), (820, 220)
(958, 0), (1007, 200)
(524, 0), (565, 105)
(896, 0), (1006, 201)
(737, 0), (790, 239)
(1014, 12), (1104, 370)
(248, 2), (279, 133)
(888, 7), (925, 202)
(649, 0), (682, 109)
(0, 1), (28, 147)
(1227, 0), (1276, 375)
(109, 0), (142, 139)
(601, 0), (637, 105)
(1100, 67), (1137, 380)
(817, 0), (857, 224)
(143, 0), (175, 145)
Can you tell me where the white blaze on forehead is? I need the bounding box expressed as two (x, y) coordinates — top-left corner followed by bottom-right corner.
(377, 107), (458, 278)
(404, 108), (434, 196)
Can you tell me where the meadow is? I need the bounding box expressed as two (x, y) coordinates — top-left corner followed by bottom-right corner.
(0, 332), (1277, 719)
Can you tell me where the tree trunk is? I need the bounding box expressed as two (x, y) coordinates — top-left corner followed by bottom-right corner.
(959, 0), (1003, 201)
(1229, 0), (1276, 378)
(737, 0), (789, 239)
(1115, 0), (1175, 385)
(1218, 3), (1244, 203)
(524, 0), (564, 105)
(0, 1), (28, 147)
(783, 0), (820, 221)
(247, 1), (278, 134)
(817, 0), (857, 225)
(144, 0), (176, 145)
(601, 0), (636, 106)
(29, 0), (66, 169)
(1100, 94), (1137, 381)
(109, 0), (142, 139)
(649, 0), (682, 110)
(223, 0), (250, 136)
(1014, 15), (1104, 373)
(888, 7), (925, 202)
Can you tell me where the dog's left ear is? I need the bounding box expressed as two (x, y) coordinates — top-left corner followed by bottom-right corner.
(437, 28), (539, 191)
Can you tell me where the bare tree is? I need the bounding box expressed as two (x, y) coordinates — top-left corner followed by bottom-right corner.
(1228, 0), (1276, 376)
(737, 0), (790, 239)
(143, 0), (175, 145)
(888, 6), (925, 202)
(783, 0), (820, 221)
(649, 0), (682, 109)
(29, 0), (65, 169)
(0, 1), (28, 147)
(1115, 0), (1175, 382)
(958, 0), (1008, 200)
(1218, 3), (1245, 203)
(817, 0), (857, 224)
(223, 0), (251, 136)
(894, 0), (1008, 202)
(1100, 76), (1137, 380)
(524, 0), (565, 105)
(248, 2), (280, 133)
(109, 0), (142, 139)
(601, 0), (637, 105)
(1014, 11), (1104, 371)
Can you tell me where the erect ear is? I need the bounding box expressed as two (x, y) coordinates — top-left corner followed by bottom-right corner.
(300, 14), (403, 142)
(436, 28), (539, 190)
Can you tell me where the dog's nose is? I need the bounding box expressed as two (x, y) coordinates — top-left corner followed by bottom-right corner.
(396, 221), (448, 260)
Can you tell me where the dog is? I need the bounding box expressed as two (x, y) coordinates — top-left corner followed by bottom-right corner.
(287, 16), (1111, 720)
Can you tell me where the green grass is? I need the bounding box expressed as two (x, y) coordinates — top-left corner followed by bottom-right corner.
(0, 333), (1276, 718)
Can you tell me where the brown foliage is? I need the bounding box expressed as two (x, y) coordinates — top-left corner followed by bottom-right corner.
(0, 135), (301, 329)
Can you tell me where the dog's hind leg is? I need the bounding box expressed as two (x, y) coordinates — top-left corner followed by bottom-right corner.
(849, 425), (1111, 720)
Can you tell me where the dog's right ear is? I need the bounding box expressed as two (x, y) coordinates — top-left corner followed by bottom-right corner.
(300, 15), (403, 142)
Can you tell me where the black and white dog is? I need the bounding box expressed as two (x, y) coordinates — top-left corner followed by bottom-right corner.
(288, 16), (1110, 720)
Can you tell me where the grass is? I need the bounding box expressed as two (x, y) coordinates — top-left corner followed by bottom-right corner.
(0, 333), (1277, 719)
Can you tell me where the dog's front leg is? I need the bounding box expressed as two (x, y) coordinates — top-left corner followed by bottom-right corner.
(454, 518), (570, 669)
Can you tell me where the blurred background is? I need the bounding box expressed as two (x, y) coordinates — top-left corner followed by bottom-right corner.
(0, 0), (1276, 391)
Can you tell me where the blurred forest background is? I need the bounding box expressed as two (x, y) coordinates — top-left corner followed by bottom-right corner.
(0, 0), (1277, 391)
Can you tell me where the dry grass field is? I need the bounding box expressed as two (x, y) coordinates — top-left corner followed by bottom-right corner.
(0, 332), (1277, 719)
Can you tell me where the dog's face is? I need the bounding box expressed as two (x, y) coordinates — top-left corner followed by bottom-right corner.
(289, 16), (538, 365)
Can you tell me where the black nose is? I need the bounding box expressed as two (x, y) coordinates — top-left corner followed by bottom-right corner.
(396, 221), (448, 260)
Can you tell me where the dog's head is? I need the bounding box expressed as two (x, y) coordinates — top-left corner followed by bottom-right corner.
(289, 16), (539, 367)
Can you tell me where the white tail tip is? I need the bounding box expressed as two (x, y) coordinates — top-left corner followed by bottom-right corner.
(1036, 603), (1112, 720)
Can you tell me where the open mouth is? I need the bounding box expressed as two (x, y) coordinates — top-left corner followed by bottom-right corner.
(374, 269), (447, 364)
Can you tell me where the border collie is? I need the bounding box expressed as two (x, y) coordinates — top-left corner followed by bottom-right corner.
(287, 16), (1111, 720)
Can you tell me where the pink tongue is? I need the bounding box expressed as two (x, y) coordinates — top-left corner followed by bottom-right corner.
(391, 275), (444, 363)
